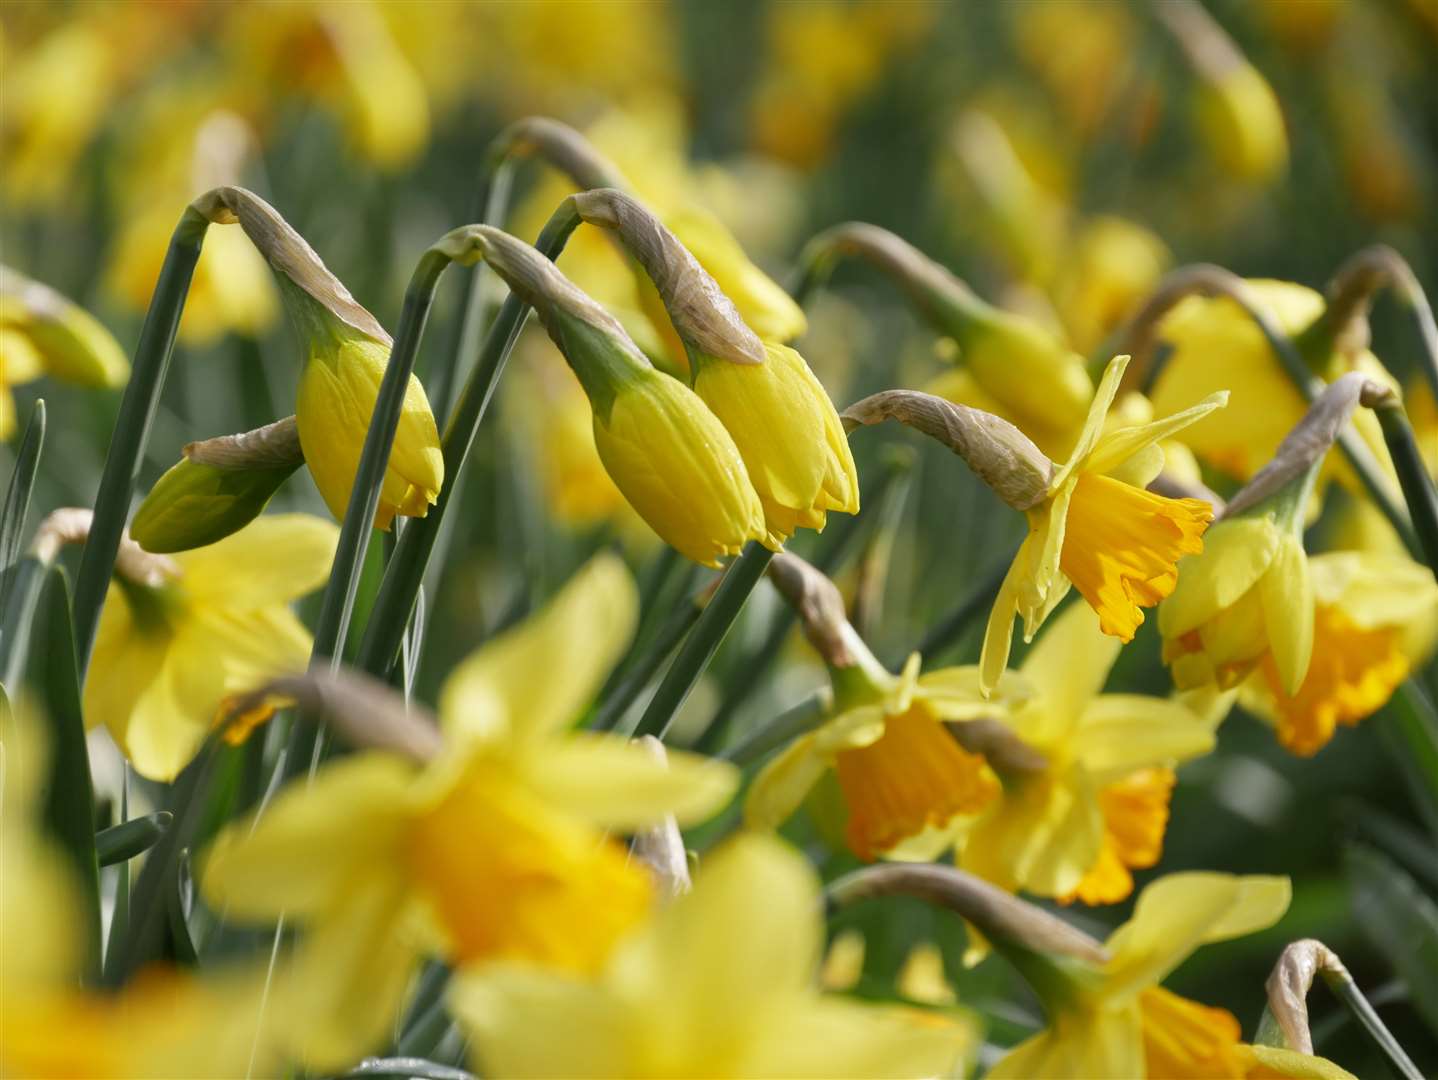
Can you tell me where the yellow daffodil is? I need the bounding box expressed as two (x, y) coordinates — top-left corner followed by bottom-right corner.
(201, 556), (738, 1070)
(961, 602), (1215, 902)
(1, 704), (275, 1080)
(990, 872), (1297, 1078)
(1052, 215), (1171, 354)
(1, 267), (129, 440)
(1238, 551), (1438, 755)
(84, 513), (337, 780)
(281, 278), (445, 530)
(1148, 280), (1396, 489)
(746, 651), (1001, 862)
(1161, 513), (1313, 697)
(980, 353), (1224, 692)
(450, 835), (977, 1079)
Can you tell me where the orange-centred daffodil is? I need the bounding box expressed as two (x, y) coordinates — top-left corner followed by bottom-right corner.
(84, 513), (338, 781)
(201, 555), (738, 1070)
(449, 835), (977, 1079)
(990, 872), (1327, 1078)
(1238, 550), (1438, 755)
(961, 601), (1215, 903)
(981, 353), (1225, 692)
(745, 649), (1001, 862)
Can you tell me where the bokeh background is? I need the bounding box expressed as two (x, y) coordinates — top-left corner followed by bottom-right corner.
(4, 1), (1438, 1074)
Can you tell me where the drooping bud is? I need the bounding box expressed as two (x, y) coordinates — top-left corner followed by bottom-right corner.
(130, 417), (305, 553)
(0, 266), (129, 388)
(796, 223), (1093, 445)
(627, 736), (693, 899)
(842, 389), (1053, 510)
(436, 224), (766, 566)
(188, 187), (444, 531)
(1260, 939), (1347, 1055)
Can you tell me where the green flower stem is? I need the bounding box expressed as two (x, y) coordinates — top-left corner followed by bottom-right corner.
(352, 204), (583, 680)
(692, 453), (911, 754)
(1323, 962), (1424, 1080)
(1117, 264), (1420, 557)
(628, 541), (775, 742)
(718, 688), (831, 766)
(590, 593), (705, 732)
(1375, 402), (1438, 573)
(72, 208), (208, 675)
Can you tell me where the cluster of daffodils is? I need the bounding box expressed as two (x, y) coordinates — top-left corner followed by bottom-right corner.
(5, 81), (1438, 1079)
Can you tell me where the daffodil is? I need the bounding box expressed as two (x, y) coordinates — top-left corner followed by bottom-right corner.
(960, 601), (1215, 902)
(450, 835), (977, 1079)
(1, 266), (129, 440)
(979, 353), (1224, 692)
(280, 277), (445, 530)
(746, 650), (1001, 862)
(1148, 279), (1396, 490)
(990, 872), (1300, 1078)
(1, 703), (275, 1080)
(83, 513), (337, 781)
(1238, 550), (1438, 755)
(201, 556), (738, 1070)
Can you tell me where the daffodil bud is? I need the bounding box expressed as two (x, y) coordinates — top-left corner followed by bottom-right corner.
(1262, 939), (1348, 1055)
(569, 189), (858, 544)
(188, 187), (445, 531)
(798, 223), (1093, 442)
(130, 418), (305, 553)
(0, 266), (129, 387)
(1158, 0), (1288, 184)
(842, 389), (1053, 510)
(444, 224), (767, 566)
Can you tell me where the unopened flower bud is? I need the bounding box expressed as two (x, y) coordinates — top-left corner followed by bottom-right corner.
(1, 266), (129, 388)
(130, 418), (305, 553)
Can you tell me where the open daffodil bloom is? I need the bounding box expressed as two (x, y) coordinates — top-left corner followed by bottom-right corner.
(990, 872), (1323, 1078)
(981, 353), (1225, 693)
(450, 835), (977, 1079)
(84, 513), (338, 781)
(962, 601), (1215, 903)
(201, 555), (737, 1070)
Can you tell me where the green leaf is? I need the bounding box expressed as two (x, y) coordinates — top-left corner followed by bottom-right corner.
(1345, 841), (1438, 1036)
(1375, 682), (1438, 839)
(0, 398), (44, 578)
(1344, 798), (1438, 894)
(0, 557), (45, 693)
(95, 811), (172, 866)
(23, 564), (102, 978)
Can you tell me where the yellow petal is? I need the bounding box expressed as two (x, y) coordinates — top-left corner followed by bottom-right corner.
(200, 753), (416, 920)
(746, 998), (977, 1080)
(745, 734), (827, 831)
(1238, 1043), (1359, 1079)
(1104, 872), (1291, 999)
(174, 513), (338, 608)
(1158, 517), (1281, 639)
(523, 736), (738, 829)
(449, 965), (633, 1079)
(980, 554), (1026, 695)
(962, 772), (1103, 898)
(989, 1003), (1145, 1079)
(1086, 391), (1230, 477)
(439, 553), (638, 744)
(1260, 533), (1315, 696)
(1053, 353), (1129, 487)
(1071, 695), (1215, 784)
(1020, 600), (1121, 721)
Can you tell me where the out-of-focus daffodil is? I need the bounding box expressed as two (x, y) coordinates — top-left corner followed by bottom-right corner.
(1238, 551), (1438, 755)
(84, 513), (337, 781)
(1053, 216), (1171, 354)
(979, 354), (1223, 691)
(280, 277), (445, 531)
(959, 602), (1214, 903)
(1, 267), (129, 439)
(450, 835), (978, 1079)
(202, 556), (738, 1070)
(990, 872), (1300, 1078)
(746, 650), (1000, 861)
(1010, 0), (1136, 138)
(1148, 279), (1397, 490)
(1, 704), (276, 1080)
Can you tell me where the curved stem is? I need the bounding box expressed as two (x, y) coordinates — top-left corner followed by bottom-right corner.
(352, 204), (583, 680)
(73, 208), (208, 674)
(719, 688), (831, 766)
(627, 541), (775, 742)
(1321, 245), (1438, 404)
(1375, 402), (1438, 573)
